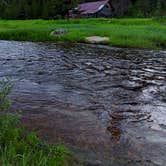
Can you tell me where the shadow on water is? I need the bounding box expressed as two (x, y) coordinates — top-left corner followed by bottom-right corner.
(0, 41), (166, 165)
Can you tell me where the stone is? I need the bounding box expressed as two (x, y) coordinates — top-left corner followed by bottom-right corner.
(50, 29), (69, 36)
(85, 36), (109, 44)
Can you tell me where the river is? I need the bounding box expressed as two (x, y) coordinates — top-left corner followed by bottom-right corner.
(0, 40), (166, 165)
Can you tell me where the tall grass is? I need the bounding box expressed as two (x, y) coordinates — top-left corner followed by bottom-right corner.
(0, 79), (72, 166)
(0, 18), (166, 49)
(0, 114), (71, 166)
(0, 78), (13, 111)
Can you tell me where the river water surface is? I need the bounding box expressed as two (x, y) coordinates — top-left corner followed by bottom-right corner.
(0, 41), (166, 165)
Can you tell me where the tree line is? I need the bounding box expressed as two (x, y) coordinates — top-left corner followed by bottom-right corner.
(0, 0), (78, 19)
(126, 0), (166, 17)
(0, 0), (165, 19)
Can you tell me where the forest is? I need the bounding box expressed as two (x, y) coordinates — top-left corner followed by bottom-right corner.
(0, 0), (165, 19)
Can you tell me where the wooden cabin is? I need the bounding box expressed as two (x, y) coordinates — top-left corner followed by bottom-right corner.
(70, 0), (113, 18)
(70, 0), (132, 18)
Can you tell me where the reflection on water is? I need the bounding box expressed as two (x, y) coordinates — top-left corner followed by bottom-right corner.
(0, 41), (166, 165)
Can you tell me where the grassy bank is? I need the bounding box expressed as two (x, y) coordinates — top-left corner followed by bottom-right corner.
(0, 114), (71, 166)
(0, 79), (71, 166)
(0, 17), (166, 49)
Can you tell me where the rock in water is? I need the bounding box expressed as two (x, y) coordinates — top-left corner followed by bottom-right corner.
(86, 36), (109, 44)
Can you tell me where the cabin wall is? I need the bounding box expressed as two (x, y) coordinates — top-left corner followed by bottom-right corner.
(97, 4), (113, 17)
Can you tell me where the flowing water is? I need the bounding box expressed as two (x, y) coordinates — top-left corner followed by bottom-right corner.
(0, 40), (166, 165)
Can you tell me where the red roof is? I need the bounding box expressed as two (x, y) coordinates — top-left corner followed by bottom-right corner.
(77, 0), (109, 15)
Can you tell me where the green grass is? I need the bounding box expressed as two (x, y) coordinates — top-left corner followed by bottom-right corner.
(0, 17), (166, 49)
(0, 79), (72, 166)
(0, 114), (71, 166)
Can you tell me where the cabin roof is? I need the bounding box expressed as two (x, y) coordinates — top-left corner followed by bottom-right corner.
(76, 0), (109, 15)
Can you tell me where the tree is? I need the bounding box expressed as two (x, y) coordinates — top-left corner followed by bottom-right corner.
(126, 0), (166, 17)
(47, 0), (78, 18)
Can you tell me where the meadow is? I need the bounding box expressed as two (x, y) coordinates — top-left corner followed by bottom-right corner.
(0, 17), (166, 49)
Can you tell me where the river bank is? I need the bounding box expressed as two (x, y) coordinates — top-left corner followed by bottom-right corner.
(0, 18), (166, 50)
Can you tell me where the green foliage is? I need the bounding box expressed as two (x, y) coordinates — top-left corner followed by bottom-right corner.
(47, 0), (78, 19)
(0, 0), (165, 19)
(0, 114), (71, 166)
(126, 0), (166, 17)
(0, 78), (13, 111)
(0, 0), (78, 19)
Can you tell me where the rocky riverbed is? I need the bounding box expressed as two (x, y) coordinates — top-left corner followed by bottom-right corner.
(0, 40), (166, 165)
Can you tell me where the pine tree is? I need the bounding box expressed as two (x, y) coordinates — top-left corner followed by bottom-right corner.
(155, 0), (162, 16)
